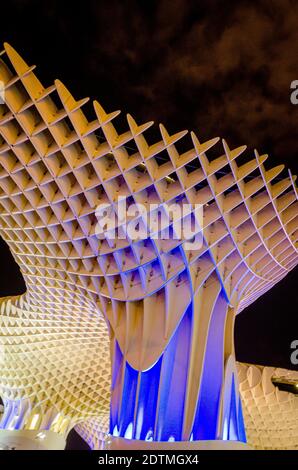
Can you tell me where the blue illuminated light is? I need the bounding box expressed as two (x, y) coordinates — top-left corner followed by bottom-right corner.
(110, 292), (246, 444)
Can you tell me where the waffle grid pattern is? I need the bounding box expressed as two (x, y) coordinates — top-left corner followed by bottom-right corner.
(237, 363), (298, 450)
(0, 42), (296, 444)
(0, 44), (296, 312)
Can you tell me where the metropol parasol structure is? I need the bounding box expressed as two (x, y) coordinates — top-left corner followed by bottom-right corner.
(0, 43), (297, 450)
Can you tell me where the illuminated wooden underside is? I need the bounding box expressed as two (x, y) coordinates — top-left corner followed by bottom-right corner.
(237, 363), (298, 450)
(0, 43), (296, 445)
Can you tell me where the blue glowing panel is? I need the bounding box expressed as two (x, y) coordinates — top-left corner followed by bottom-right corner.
(14, 402), (23, 430)
(192, 292), (227, 440)
(228, 374), (239, 441)
(0, 400), (11, 428)
(118, 361), (139, 438)
(237, 395), (246, 443)
(110, 341), (124, 436)
(134, 356), (162, 440)
(155, 304), (192, 441)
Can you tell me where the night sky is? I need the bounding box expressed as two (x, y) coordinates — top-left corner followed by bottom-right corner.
(0, 0), (297, 386)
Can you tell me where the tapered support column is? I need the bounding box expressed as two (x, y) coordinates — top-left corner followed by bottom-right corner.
(108, 273), (246, 445)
